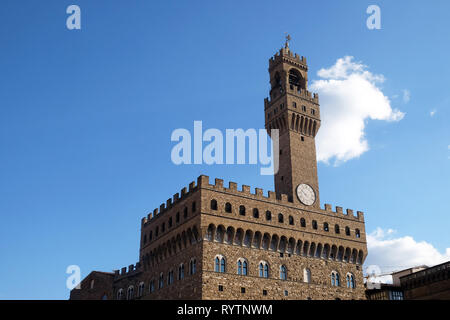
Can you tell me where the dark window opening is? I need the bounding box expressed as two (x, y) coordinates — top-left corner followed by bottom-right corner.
(289, 216), (294, 225)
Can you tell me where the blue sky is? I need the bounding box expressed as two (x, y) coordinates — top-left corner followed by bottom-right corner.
(0, 0), (449, 299)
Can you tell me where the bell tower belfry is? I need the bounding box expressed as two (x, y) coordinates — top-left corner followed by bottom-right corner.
(264, 37), (321, 208)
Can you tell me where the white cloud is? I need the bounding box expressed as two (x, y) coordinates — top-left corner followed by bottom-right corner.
(365, 227), (450, 283)
(310, 56), (405, 165)
(402, 89), (411, 103)
(430, 109), (437, 117)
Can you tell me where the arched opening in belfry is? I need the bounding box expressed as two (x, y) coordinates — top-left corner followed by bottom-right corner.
(288, 68), (305, 89)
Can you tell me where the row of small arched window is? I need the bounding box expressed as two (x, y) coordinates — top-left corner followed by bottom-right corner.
(116, 258), (197, 300)
(214, 255), (355, 288)
(143, 201), (197, 245)
(210, 199), (361, 238)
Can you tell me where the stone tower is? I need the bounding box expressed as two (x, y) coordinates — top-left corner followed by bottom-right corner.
(264, 39), (321, 209)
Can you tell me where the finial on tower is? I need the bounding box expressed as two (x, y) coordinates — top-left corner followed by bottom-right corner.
(284, 33), (291, 49)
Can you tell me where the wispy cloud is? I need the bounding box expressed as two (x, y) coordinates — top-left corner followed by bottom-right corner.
(430, 109), (437, 117)
(402, 89), (411, 103)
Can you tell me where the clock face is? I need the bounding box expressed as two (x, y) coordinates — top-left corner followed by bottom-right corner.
(296, 184), (316, 206)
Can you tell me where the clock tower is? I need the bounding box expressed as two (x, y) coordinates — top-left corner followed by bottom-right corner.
(264, 37), (321, 208)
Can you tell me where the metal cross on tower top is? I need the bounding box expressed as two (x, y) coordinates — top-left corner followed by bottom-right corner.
(284, 33), (291, 48)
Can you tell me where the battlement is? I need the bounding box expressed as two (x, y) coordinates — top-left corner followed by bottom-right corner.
(198, 175), (364, 222)
(141, 175), (365, 225)
(269, 47), (307, 70)
(264, 86), (319, 110)
(114, 262), (142, 279)
(141, 179), (200, 226)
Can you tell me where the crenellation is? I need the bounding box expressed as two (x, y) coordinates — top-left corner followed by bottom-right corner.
(336, 206), (343, 214)
(346, 209), (354, 217)
(255, 187), (263, 197)
(197, 175), (210, 187)
(268, 191), (276, 200)
(166, 198), (172, 208)
(181, 187), (187, 196)
(214, 178), (224, 188)
(242, 185), (251, 194)
(173, 193), (180, 202)
(228, 181), (238, 191)
(324, 204), (332, 211)
(188, 181), (196, 192)
(357, 211), (364, 221)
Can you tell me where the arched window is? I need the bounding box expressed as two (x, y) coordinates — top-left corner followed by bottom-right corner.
(355, 229), (361, 238)
(237, 258), (248, 276)
(176, 212), (180, 223)
(303, 268), (311, 283)
(335, 224), (340, 234)
(211, 199), (218, 210)
(192, 201), (196, 213)
(323, 222), (329, 232)
(253, 208), (259, 218)
(158, 273), (164, 289)
(149, 280), (155, 293)
(190, 258), (196, 275)
(280, 265), (287, 280)
(265, 211), (272, 221)
(331, 271), (340, 287)
(149, 230), (153, 241)
(259, 262), (269, 278)
(168, 270), (174, 285)
(215, 255), (226, 273)
(225, 203), (232, 213)
(288, 68), (304, 88)
(178, 263), (185, 280)
(312, 220), (318, 230)
(138, 282), (145, 297)
(90, 279), (95, 289)
(300, 218), (306, 228)
(127, 286), (134, 300)
(345, 226), (350, 236)
(347, 274), (356, 289)
(278, 213), (284, 223)
(117, 288), (124, 300)
(239, 205), (246, 216)
(289, 215), (294, 225)
(183, 207), (188, 218)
